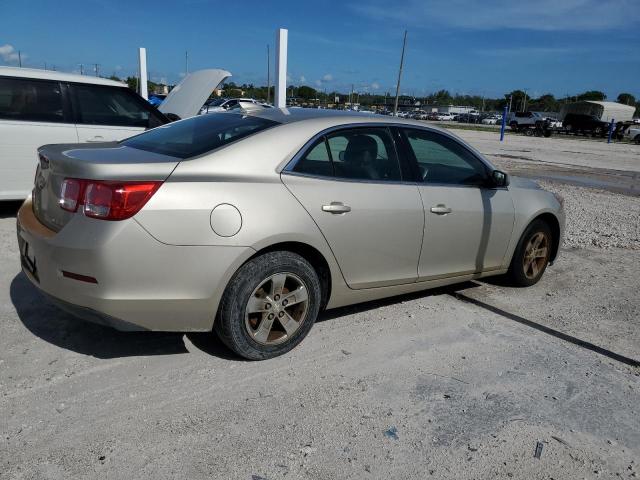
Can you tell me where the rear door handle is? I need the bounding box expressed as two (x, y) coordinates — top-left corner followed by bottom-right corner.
(430, 204), (452, 215)
(322, 202), (351, 214)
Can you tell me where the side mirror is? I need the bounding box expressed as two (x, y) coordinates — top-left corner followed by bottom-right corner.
(491, 170), (509, 187)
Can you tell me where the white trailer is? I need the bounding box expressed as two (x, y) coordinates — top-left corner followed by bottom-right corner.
(559, 101), (635, 122)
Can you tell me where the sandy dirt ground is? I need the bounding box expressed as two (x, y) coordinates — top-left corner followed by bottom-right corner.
(1, 130), (639, 479)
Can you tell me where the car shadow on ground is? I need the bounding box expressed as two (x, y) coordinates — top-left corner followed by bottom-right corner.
(10, 271), (483, 361)
(10, 272), (191, 359)
(316, 281), (481, 323)
(0, 201), (23, 219)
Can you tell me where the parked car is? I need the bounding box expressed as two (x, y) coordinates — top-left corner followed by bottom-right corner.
(457, 113), (481, 123)
(543, 117), (562, 129)
(148, 94), (166, 107)
(200, 97), (269, 114)
(508, 111), (544, 130)
(482, 115), (502, 125)
(626, 127), (640, 144)
(562, 113), (610, 136)
(18, 109), (564, 359)
(0, 67), (230, 200)
(436, 112), (455, 121)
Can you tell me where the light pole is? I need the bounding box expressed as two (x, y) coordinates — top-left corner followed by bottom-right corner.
(266, 44), (271, 104)
(393, 30), (408, 115)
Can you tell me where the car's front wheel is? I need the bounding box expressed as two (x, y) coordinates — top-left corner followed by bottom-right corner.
(215, 251), (321, 360)
(505, 220), (553, 287)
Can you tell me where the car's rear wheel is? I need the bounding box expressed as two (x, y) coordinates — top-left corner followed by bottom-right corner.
(505, 220), (552, 287)
(215, 251), (321, 360)
(634, 134), (640, 145)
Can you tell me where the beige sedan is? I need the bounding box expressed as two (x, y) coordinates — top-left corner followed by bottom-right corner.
(17, 109), (564, 359)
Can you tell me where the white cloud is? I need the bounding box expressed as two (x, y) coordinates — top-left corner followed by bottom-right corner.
(115, 65), (123, 71)
(299, 75), (306, 83)
(371, 82), (380, 90)
(0, 44), (24, 63)
(315, 79), (322, 87)
(322, 74), (333, 82)
(351, 0), (640, 31)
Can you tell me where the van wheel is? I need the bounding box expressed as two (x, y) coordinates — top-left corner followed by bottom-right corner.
(505, 220), (552, 287)
(215, 251), (321, 360)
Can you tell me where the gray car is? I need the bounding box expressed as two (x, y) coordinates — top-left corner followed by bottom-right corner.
(17, 109), (564, 359)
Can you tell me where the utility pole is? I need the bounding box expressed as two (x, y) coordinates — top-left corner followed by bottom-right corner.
(93, 63), (100, 77)
(18, 51), (22, 67)
(349, 84), (354, 107)
(266, 44), (271, 104)
(508, 95), (513, 113)
(185, 51), (189, 75)
(393, 30), (408, 115)
(44, 62), (47, 70)
(79, 64), (84, 75)
(522, 89), (528, 111)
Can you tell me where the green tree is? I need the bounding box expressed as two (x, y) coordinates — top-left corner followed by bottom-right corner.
(576, 90), (606, 101)
(617, 93), (636, 105)
(297, 85), (318, 100)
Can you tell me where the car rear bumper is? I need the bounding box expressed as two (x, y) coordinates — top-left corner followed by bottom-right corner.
(16, 197), (254, 331)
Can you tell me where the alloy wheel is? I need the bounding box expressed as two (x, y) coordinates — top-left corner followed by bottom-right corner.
(245, 272), (309, 345)
(522, 232), (549, 280)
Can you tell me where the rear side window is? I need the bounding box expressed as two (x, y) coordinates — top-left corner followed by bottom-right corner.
(73, 84), (163, 128)
(122, 113), (279, 159)
(294, 127), (401, 182)
(0, 77), (65, 123)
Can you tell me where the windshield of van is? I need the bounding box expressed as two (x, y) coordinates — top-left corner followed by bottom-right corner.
(122, 113), (279, 159)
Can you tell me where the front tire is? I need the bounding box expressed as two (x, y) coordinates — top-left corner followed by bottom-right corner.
(215, 251), (321, 360)
(505, 220), (553, 287)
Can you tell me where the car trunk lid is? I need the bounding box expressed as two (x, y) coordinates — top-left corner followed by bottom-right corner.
(33, 142), (179, 232)
(158, 69), (231, 120)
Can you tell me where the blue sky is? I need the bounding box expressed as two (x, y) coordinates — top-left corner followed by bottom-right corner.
(2, 0), (639, 99)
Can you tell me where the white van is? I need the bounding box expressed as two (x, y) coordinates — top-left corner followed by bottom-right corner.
(0, 67), (230, 200)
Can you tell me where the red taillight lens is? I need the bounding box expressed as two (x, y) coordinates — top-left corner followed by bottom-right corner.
(59, 178), (83, 212)
(84, 181), (161, 220)
(59, 179), (161, 220)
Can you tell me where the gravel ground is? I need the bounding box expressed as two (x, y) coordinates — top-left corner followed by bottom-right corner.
(539, 181), (640, 250)
(1, 131), (639, 479)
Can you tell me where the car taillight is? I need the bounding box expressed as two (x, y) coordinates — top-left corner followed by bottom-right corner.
(59, 179), (161, 220)
(59, 178), (83, 212)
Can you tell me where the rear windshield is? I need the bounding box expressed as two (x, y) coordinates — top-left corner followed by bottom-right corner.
(122, 113), (279, 159)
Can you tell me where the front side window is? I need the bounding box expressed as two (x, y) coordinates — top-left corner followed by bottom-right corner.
(294, 127), (401, 182)
(73, 84), (163, 127)
(403, 129), (488, 186)
(122, 113), (279, 159)
(0, 77), (64, 123)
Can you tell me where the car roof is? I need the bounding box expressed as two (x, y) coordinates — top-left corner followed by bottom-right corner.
(247, 107), (430, 127)
(0, 66), (126, 87)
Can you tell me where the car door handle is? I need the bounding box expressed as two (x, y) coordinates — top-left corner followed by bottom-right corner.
(87, 136), (104, 142)
(322, 202), (351, 214)
(430, 204), (452, 215)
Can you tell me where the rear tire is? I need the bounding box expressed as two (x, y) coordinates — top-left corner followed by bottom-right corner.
(634, 134), (640, 145)
(505, 220), (553, 287)
(214, 251), (321, 360)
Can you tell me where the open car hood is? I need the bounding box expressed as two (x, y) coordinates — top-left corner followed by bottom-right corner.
(158, 69), (231, 120)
